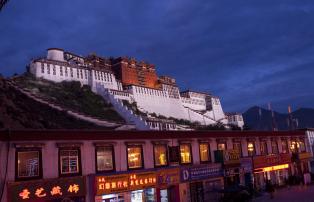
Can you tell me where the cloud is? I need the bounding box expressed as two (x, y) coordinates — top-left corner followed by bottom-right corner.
(1, 0), (314, 112)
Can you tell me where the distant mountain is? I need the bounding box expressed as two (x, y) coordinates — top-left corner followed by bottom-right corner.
(243, 106), (314, 131)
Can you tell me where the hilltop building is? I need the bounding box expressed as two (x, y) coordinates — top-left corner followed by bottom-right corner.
(29, 48), (243, 129)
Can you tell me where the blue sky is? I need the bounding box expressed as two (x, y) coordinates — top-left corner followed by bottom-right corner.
(1, 0), (314, 112)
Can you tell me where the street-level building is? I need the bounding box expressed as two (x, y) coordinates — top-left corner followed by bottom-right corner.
(0, 130), (312, 202)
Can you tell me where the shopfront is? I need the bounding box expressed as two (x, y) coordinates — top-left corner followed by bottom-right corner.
(180, 164), (224, 202)
(94, 168), (180, 202)
(8, 176), (86, 202)
(214, 149), (241, 188)
(240, 157), (253, 187)
(253, 153), (291, 189)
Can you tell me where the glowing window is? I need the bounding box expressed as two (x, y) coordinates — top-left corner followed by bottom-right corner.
(247, 142), (255, 156)
(127, 146), (143, 169)
(180, 144), (192, 164)
(154, 145), (168, 167)
(200, 143), (210, 162)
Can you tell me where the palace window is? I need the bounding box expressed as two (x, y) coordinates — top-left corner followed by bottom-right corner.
(16, 148), (42, 180)
(70, 68), (73, 77)
(199, 143), (211, 162)
(41, 63), (45, 73)
(233, 142), (242, 157)
(260, 141), (268, 155)
(127, 145), (143, 169)
(281, 140), (289, 154)
(271, 140), (279, 154)
(47, 64), (50, 74)
(217, 142), (226, 151)
(60, 66), (63, 76)
(53, 65), (56, 75)
(96, 146), (115, 172)
(65, 67), (68, 77)
(59, 149), (81, 176)
(154, 144), (168, 167)
(180, 143), (192, 164)
(247, 142), (255, 156)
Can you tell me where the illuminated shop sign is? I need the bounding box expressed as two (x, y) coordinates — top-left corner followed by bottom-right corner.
(8, 177), (85, 202)
(180, 164), (223, 182)
(96, 172), (157, 195)
(214, 150), (240, 165)
(157, 168), (180, 188)
(299, 152), (312, 160)
(254, 164), (289, 173)
(223, 150), (240, 165)
(253, 153), (291, 169)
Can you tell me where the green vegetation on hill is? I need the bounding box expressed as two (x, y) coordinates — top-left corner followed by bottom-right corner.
(0, 76), (113, 129)
(13, 73), (125, 123)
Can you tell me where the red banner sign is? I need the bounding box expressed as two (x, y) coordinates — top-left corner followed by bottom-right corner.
(253, 153), (291, 169)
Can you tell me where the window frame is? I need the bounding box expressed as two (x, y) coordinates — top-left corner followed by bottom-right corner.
(126, 145), (144, 170)
(199, 142), (211, 163)
(179, 143), (193, 165)
(95, 145), (115, 173)
(260, 141), (268, 156)
(58, 147), (82, 177)
(271, 140), (279, 154)
(15, 148), (43, 181)
(247, 141), (255, 157)
(232, 142), (242, 157)
(217, 142), (227, 151)
(153, 144), (168, 168)
(281, 140), (289, 154)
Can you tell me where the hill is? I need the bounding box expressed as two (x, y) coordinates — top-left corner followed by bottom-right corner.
(243, 106), (314, 130)
(0, 75), (123, 129)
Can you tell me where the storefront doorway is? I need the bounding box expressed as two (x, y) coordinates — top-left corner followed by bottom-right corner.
(190, 182), (204, 202)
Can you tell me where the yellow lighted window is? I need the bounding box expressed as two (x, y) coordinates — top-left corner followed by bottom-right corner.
(199, 143), (210, 162)
(217, 143), (226, 151)
(247, 142), (255, 156)
(180, 144), (192, 164)
(127, 146), (143, 169)
(154, 145), (168, 167)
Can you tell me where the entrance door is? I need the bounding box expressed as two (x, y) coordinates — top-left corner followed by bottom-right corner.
(190, 182), (204, 202)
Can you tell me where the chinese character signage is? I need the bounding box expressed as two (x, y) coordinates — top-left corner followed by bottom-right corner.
(96, 172), (157, 195)
(299, 152), (312, 160)
(157, 168), (180, 188)
(253, 153), (291, 169)
(180, 164), (223, 182)
(96, 174), (129, 195)
(223, 150), (240, 165)
(8, 177), (85, 202)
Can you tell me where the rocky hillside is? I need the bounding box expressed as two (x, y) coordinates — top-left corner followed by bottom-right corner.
(243, 106), (314, 131)
(0, 75), (121, 129)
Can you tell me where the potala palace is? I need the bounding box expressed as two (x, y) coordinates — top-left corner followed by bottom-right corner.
(29, 48), (244, 130)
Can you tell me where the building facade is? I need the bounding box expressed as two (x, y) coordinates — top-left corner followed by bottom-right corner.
(0, 130), (312, 202)
(28, 48), (243, 129)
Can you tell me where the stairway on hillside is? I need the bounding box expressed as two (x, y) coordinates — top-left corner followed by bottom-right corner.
(8, 81), (132, 129)
(96, 84), (151, 130)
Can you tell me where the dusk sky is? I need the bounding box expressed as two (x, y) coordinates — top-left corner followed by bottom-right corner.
(1, 0), (314, 113)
